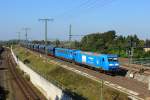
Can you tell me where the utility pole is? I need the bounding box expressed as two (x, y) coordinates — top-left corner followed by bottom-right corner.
(128, 40), (135, 73)
(69, 24), (72, 42)
(69, 24), (72, 48)
(131, 47), (134, 65)
(23, 28), (30, 43)
(17, 32), (21, 44)
(100, 79), (104, 100)
(39, 18), (53, 56)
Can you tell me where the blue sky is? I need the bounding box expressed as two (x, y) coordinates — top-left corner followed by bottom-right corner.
(0, 0), (150, 40)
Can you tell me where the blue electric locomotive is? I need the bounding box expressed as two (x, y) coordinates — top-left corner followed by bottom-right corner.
(74, 51), (119, 71)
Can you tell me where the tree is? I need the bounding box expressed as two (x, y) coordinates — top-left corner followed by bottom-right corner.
(145, 39), (150, 47)
(79, 31), (148, 58)
(55, 39), (60, 47)
(80, 30), (117, 52)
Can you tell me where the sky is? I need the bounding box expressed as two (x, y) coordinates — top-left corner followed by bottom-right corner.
(0, 0), (150, 41)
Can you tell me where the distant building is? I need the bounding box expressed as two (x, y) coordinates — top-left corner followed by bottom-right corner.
(144, 47), (150, 52)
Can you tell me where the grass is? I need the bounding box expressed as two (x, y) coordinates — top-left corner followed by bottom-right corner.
(13, 45), (128, 100)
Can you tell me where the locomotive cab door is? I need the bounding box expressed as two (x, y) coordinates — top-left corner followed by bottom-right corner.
(100, 57), (105, 69)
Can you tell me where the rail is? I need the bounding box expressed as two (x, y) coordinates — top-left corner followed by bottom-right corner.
(6, 49), (44, 100)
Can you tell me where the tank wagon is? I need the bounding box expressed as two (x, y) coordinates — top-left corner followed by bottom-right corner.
(27, 43), (34, 50)
(33, 44), (39, 52)
(39, 45), (45, 53)
(23, 43), (119, 72)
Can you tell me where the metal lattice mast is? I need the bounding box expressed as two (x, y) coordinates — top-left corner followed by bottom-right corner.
(39, 18), (53, 56)
(17, 32), (21, 44)
(69, 24), (72, 42)
(23, 28), (30, 43)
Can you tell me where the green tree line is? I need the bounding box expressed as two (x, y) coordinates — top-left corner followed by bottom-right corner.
(74, 30), (150, 58)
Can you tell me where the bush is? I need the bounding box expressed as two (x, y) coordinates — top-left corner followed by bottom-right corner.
(24, 74), (30, 81)
(23, 59), (30, 64)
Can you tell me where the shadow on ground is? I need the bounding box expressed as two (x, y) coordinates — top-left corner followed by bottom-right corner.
(0, 68), (7, 71)
(62, 89), (87, 100)
(115, 68), (128, 76)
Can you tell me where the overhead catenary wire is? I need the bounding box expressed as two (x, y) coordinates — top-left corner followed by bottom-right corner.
(40, 0), (118, 42)
(54, 0), (104, 19)
(66, 0), (117, 19)
(85, 0), (116, 10)
(54, 0), (117, 19)
(53, 0), (92, 18)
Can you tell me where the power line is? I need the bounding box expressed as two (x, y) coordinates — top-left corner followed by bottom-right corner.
(81, 0), (102, 9)
(55, 0), (117, 19)
(69, 0), (117, 19)
(54, 0), (98, 19)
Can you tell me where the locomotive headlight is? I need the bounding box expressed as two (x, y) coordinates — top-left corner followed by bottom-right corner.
(115, 63), (119, 66)
(109, 64), (114, 66)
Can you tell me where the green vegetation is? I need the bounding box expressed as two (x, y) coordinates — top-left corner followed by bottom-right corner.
(71, 31), (150, 58)
(13, 46), (128, 100)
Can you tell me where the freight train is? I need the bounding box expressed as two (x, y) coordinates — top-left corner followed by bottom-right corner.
(22, 43), (119, 72)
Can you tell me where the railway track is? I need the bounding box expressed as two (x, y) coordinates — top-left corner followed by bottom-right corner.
(119, 58), (150, 75)
(120, 64), (150, 75)
(26, 48), (150, 99)
(6, 49), (44, 100)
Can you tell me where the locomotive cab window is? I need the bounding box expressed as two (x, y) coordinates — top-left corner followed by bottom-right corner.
(108, 58), (118, 62)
